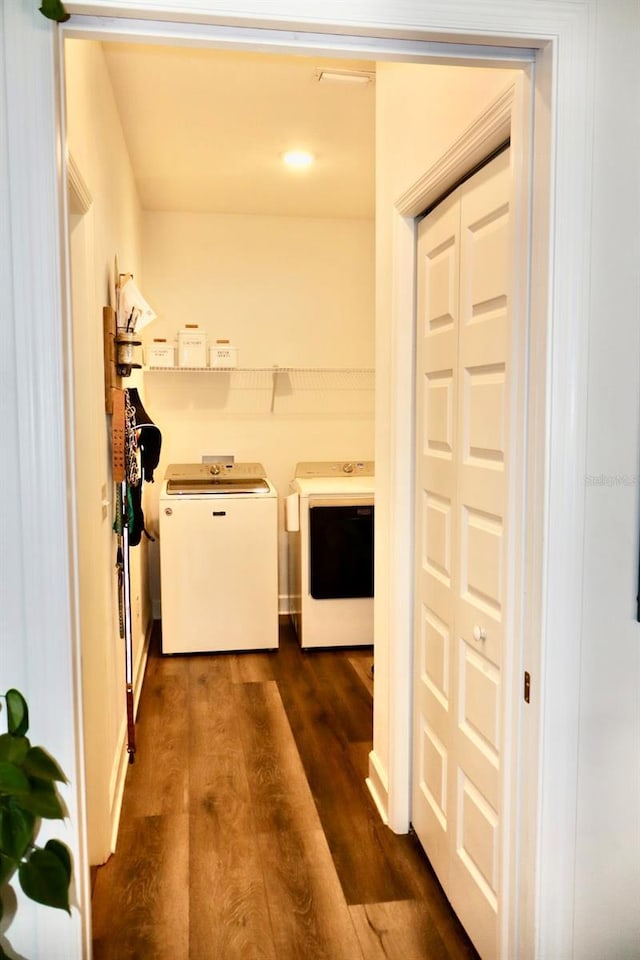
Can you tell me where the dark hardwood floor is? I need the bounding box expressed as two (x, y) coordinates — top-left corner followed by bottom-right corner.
(91, 622), (479, 960)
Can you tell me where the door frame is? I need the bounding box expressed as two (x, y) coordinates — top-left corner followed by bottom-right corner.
(2, 3), (594, 958)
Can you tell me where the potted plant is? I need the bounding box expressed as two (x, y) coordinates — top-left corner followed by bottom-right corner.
(39, 1), (70, 21)
(0, 689), (72, 960)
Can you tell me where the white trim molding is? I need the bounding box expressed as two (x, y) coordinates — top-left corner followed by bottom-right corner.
(395, 83), (516, 218)
(1, 4), (89, 958)
(2, 3), (601, 958)
(67, 150), (93, 214)
(530, 10), (595, 959)
(366, 749), (390, 825)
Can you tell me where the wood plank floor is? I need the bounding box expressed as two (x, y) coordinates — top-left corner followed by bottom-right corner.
(91, 623), (479, 960)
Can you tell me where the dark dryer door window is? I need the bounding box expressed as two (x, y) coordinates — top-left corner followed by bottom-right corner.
(309, 504), (374, 599)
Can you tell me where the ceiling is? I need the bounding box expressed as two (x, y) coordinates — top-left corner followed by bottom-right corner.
(102, 43), (376, 220)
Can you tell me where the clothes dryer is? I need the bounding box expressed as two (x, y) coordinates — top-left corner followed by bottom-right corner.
(286, 461), (374, 648)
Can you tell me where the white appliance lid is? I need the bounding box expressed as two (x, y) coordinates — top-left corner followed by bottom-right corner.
(164, 462), (270, 495)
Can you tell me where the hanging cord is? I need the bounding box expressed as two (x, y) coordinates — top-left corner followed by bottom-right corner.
(121, 478), (136, 765)
(113, 487), (125, 640)
(123, 390), (137, 762)
(112, 387), (136, 762)
(124, 389), (140, 487)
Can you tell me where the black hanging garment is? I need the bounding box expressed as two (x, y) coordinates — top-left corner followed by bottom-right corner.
(128, 387), (162, 482)
(125, 387), (162, 547)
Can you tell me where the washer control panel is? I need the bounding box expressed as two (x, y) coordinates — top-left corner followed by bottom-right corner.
(294, 461), (374, 479)
(164, 462), (271, 496)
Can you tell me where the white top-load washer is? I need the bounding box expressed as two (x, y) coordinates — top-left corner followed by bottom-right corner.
(286, 461), (374, 648)
(159, 462), (278, 654)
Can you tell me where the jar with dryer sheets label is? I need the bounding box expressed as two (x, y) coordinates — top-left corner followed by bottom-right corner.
(210, 339), (238, 368)
(178, 325), (207, 368)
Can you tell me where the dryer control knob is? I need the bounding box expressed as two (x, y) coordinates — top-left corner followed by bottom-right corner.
(164, 507), (173, 516)
(209, 464), (221, 475)
(343, 462), (354, 473)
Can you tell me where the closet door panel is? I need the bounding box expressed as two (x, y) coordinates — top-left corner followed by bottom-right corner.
(452, 149), (511, 959)
(413, 148), (514, 960)
(413, 195), (460, 889)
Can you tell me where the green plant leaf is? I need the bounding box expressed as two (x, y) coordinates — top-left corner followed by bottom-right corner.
(5, 691), (28, 738)
(18, 780), (64, 820)
(39, 0), (70, 22)
(0, 734), (30, 766)
(22, 747), (67, 784)
(0, 762), (30, 797)
(0, 852), (17, 886)
(18, 847), (71, 913)
(0, 798), (35, 860)
(44, 839), (72, 884)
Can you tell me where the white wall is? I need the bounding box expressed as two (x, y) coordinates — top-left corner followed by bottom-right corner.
(140, 210), (375, 610)
(574, 1), (640, 955)
(65, 39), (150, 865)
(373, 60), (519, 799)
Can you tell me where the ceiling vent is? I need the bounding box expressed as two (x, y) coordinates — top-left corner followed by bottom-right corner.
(316, 69), (374, 86)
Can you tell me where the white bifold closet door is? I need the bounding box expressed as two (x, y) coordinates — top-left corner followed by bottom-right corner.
(412, 147), (513, 960)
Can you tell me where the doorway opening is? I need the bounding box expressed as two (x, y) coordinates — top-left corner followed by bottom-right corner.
(64, 35), (379, 864)
(59, 17), (540, 959)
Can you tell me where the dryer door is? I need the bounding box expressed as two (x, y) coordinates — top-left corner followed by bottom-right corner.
(309, 501), (374, 600)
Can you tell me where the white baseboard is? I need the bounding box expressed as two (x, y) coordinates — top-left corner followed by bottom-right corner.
(279, 593), (292, 616)
(366, 749), (389, 825)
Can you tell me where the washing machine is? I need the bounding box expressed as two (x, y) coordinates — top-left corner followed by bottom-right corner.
(286, 461), (374, 648)
(159, 462), (278, 654)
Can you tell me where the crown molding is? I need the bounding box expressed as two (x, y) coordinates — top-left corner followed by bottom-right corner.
(67, 150), (92, 214)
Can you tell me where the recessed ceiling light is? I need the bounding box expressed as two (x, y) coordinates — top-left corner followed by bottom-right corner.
(282, 150), (315, 169)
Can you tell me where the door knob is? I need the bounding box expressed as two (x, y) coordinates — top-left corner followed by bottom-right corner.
(473, 625), (487, 642)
